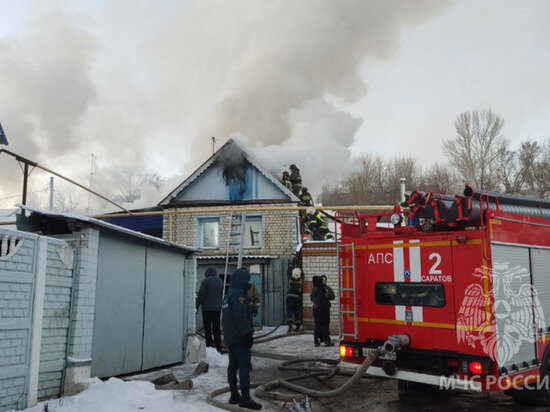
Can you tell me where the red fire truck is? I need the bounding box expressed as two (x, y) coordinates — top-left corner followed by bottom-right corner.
(337, 187), (550, 405)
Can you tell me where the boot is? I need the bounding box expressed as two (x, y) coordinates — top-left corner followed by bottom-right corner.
(228, 385), (241, 405)
(287, 323), (296, 334)
(239, 387), (262, 410)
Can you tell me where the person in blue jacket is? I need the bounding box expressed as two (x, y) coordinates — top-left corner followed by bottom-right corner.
(222, 267), (262, 410)
(196, 266), (223, 352)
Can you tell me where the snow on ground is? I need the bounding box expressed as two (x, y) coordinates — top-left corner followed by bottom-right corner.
(21, 333), (340, 412)
(254, 333), (340, 360)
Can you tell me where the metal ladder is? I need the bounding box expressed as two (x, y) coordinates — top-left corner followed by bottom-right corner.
(222, 211), (247, 301)
(337, 242), (358, 340)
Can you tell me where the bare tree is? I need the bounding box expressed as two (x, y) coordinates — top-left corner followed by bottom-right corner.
(111, 166), (165, 204)
(421, 164), (461, 194)
(443, 109), (506, 190)
(53, 181), (82, 213)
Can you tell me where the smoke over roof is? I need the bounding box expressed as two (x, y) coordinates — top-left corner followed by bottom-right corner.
(0, 1), (450, 211)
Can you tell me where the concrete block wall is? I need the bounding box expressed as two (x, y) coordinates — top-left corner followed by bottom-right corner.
(162, 204), (299, 260)
(66, 228), (99, 361)
(0, 231), (37, 411)
(301, 242), (339, 334)
(37, 238), (74, 400)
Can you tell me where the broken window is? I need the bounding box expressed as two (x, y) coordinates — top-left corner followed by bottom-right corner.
(243, 216), (263, 248)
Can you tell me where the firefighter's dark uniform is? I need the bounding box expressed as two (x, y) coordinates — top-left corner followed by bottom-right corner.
(222, 268), (262, 409)
(289, 166), (302, 197)
(307, 211), (331, 240)
(286, 269), (303, 330)
(300, 190), (313, 207)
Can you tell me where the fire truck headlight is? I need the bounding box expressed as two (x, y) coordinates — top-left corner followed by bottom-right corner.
(390, 213), (403, 226)
(339, 345), (347, 357)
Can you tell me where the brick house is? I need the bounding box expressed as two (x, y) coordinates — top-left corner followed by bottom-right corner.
(301, 241), (339, 334)
(158, 138), (300, 326)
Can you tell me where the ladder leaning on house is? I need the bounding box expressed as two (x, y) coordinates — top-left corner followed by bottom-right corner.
(221, 211), (247, 301)
(337, 242), (358, 340)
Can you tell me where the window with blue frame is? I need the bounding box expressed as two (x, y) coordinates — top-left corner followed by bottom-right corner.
(198, 218), (220, 249)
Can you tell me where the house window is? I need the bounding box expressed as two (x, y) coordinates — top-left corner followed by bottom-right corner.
(243, 216), (263, 248)
(199, 219), (219, 249)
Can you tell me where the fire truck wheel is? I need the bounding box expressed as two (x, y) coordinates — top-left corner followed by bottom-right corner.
(397, 380), (448, 402)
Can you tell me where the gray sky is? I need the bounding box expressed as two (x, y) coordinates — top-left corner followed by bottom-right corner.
(0, 0), (548, 210)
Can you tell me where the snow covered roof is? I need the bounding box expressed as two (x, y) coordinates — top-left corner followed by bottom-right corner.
(158, 138), (299, 206)
(18, 205), (197, 254)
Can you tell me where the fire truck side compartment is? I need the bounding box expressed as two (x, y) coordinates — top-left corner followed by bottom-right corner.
(490, 244), (537, 372)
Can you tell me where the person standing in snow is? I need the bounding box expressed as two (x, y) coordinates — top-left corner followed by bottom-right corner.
(222, 268), (262, 410)
(196, 266), (223, 352)
(286, 267), (304, 333)
(310, 275), (334, 347)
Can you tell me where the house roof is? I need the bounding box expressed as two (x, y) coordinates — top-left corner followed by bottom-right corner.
(18, 205), (197, 254)
(158, 139), (299, 206)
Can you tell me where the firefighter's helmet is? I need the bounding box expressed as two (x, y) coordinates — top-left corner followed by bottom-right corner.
(301, 187), (308, 193)
(306, 207), (316, 215)
(289, 164), (298, 171)
(291, 267), (302, 279)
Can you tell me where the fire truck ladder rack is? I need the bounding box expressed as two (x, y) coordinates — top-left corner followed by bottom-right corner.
(338, 242), (358, 340)
(221, 211), (246, 301)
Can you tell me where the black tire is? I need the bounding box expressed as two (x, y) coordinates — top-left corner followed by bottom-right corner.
(507, 347), (550, 406)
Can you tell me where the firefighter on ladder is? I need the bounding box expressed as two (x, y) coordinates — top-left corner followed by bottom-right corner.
(305, 207), (332, 241)
(281, 171), (293, 191)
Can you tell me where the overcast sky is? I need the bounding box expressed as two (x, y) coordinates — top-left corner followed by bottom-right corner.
(0, 0), (548, 210)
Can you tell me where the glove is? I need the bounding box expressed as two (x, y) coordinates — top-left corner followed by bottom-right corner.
(246, 333), (254, 348)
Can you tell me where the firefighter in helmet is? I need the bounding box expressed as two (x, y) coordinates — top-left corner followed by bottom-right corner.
(300, 187), (313, 207)
(306, 207), (332, 241)
(289, 164), (302, 197)
(286, 267), (304, 333)
(281, 171), (292, 191)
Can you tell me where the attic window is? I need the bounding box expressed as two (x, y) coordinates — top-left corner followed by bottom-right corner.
(200, 219), (219, 249)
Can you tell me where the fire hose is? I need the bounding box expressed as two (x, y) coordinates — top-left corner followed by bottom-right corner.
(206, 334), (410, 411)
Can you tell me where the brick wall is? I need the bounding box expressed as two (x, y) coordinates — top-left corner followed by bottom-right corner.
(301, 241), (339, 334)
(0, 228), (101, 409)
(0, 230), (38, 410)
(66, 228), (99, 362)
(163, 204), (299, 260)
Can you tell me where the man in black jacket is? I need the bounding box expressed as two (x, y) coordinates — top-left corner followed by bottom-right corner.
(196, 266), (223, 352)
(310, 275), (334, 347)
(222, 268), (262, 410)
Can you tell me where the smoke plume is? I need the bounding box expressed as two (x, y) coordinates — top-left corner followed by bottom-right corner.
(0, 1), (450, 211)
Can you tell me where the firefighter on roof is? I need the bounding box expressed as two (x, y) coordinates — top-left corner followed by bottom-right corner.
(281, 171), (292, 191)
(286, 267), (304, 333)
(222, 268), (262, 410)
(300, 187), (313, 207)
(289, 164), (302, 197)
(305, 207), (332, 241)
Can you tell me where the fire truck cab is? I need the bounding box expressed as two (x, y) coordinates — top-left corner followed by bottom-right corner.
(337, 188), (550, 405)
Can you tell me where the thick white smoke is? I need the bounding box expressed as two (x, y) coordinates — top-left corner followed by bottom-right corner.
(0, 1), (451, 211)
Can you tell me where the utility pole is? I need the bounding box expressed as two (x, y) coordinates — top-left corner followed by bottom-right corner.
(84, 154), (98, 213)
(400, 178), (406, 203)
(211, 137), (216, 155)
(49, 177), (54, 209)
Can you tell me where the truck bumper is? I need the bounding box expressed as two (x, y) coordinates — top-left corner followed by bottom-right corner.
(365, 366), (483, 392)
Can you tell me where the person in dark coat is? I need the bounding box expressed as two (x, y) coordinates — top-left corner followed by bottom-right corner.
(196, 266), (223, 352)
(286, 267), (303, 333)
(289, 164), (302, 197)
(222, 268), (262, 410)
(310, 276), (334, 347)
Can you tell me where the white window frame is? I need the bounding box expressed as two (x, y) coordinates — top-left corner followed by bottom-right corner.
(198, 217), (220, 249)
